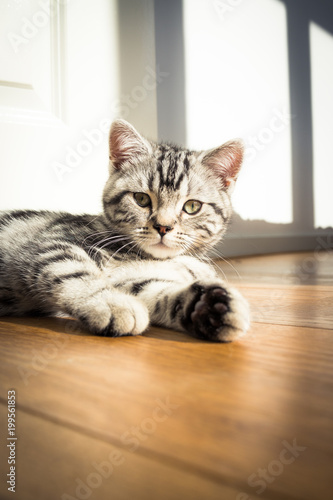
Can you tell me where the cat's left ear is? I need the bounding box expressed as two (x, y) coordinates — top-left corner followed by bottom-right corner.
(202, 140), (244, 192)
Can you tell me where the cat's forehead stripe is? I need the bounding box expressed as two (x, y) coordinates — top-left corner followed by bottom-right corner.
(154, 146), (192, 193)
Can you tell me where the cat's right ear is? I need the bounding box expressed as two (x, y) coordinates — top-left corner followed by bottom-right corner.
(109, 119), (152, 171)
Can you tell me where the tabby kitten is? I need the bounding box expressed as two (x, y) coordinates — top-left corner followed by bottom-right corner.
(0, 120), (249, 341)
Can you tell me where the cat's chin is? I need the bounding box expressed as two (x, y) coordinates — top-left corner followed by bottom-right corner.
(145, 242), (182, 260)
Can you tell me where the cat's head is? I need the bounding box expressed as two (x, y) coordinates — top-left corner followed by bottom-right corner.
(103, 119), (243, 259)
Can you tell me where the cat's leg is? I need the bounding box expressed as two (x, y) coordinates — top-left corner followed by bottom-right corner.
(21, 244), (149, 336)
(54, 276), (150, 337)
(141, 280), (249, 341)
(113, 259), (250, 342)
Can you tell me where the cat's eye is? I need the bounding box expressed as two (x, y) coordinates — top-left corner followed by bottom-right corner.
(183, 200), (202, 215)
(134, 192), (151, 208)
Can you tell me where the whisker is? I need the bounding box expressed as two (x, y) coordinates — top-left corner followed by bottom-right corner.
(82, 228), (120, 246)
(86, 234), (131, 257)
(98, 236), (132, 253)
(108, 240), (137, 261)
(83, 215), (102, 228)
(179, 233), (232, 283)
(207, 246), (242, 281)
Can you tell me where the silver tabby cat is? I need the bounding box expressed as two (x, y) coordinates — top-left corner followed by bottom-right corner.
(0, 120), (250, 341)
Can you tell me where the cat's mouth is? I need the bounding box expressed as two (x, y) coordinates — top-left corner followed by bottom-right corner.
(144, 239), (182, 259)
(153, 241), (169, 249)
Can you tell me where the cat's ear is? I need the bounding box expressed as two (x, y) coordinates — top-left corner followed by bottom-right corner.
(109, 119), (152, 170)
(202, 140), (244, 192)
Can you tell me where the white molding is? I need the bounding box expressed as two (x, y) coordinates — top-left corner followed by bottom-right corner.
(0, 81), (33, 90)
(50, 0), (67, 121)
(0, 84), (63, 126)
(0, 0), (67, 127)
(0, 107), (63, 127)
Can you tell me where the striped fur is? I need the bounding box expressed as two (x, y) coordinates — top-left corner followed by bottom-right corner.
(0, 120), (250, 341)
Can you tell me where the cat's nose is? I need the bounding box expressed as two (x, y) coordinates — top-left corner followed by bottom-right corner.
(153, 223), (173, 236)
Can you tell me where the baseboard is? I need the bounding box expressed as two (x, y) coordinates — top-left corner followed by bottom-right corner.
(214, 232), (333, 258)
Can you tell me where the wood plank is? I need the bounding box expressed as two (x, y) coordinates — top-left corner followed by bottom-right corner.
(0, 404), (242, 500)
(0, 317), (332, 500)
(237, 284), (333, 329)
(216, 250), (333, 286)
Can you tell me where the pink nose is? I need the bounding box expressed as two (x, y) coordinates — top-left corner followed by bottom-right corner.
(153, 223), (173, 236)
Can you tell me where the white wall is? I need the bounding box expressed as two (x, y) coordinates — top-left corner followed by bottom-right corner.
(1, 0), (332, 256)
(0, 0), (158, 216)
(180, 0), (333, 255)
(0, 0), (120, 214)
(184, 0), (292, 226)
(310, 22), (333, 229)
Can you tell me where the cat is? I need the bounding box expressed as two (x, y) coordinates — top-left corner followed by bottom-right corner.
(0, 119), (250, 342)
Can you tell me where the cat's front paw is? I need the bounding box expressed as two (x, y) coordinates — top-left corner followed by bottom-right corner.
(80, 291), (149, 337)
(182, 283), (250, 342)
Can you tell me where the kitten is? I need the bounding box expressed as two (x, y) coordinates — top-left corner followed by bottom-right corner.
(0, 120), (249, 341)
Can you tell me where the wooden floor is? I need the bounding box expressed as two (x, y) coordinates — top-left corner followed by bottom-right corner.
(0, 252), (332, 500)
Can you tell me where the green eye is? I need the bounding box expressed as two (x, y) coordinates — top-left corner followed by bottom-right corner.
(183, 200), (202, 215)
(134, 192), (151, 208)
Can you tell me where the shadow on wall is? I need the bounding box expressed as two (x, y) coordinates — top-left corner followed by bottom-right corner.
(115, 0), (333, 256)
(227, 0), (333, 250)
(216, 0), (333, 256)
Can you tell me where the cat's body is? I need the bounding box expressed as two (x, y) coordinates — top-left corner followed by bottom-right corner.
(0, 120), (250, 341)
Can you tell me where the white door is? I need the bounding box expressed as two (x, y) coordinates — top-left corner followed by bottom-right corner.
(0, 0), (119, 215)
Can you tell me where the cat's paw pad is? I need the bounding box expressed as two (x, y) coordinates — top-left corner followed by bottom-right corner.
(190, 286), (229, 327)
(184, 283), (250, 342)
